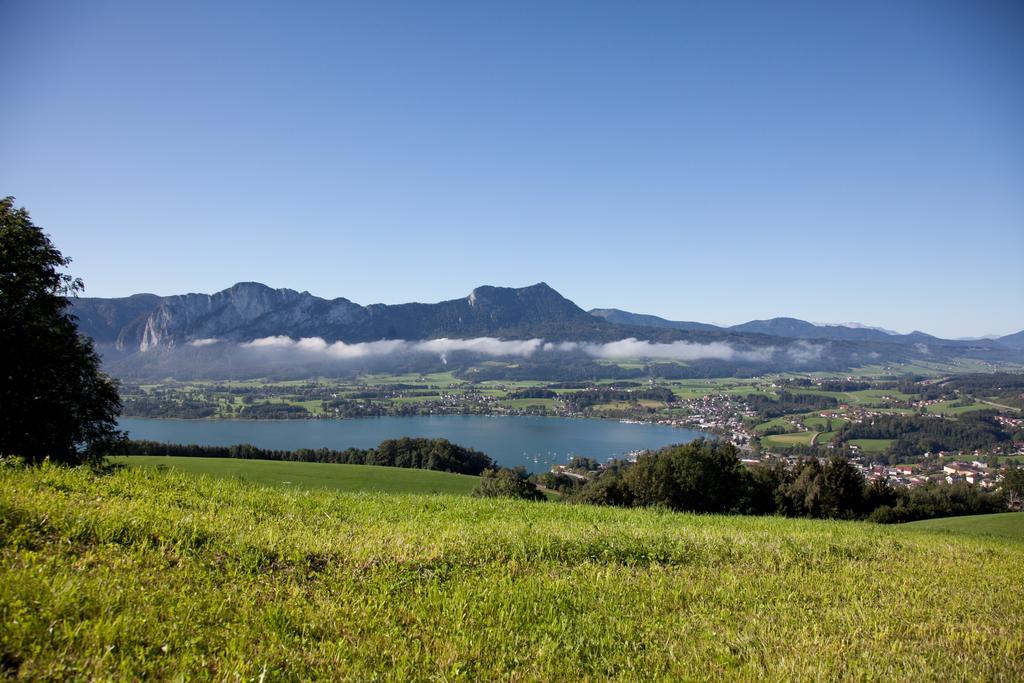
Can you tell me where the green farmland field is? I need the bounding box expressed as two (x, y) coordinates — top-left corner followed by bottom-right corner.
(753, 417), (797, 434)
(848, 438), (893, 453)
(924, 400), (995, 416)
(111, 456), (479, 495)
(761, 432), (816, 448)
(816, 430), (839, 444)
(802, 415), (848, 430)
(1, 464), (1021, 680)
(903, 512), (1024, 543)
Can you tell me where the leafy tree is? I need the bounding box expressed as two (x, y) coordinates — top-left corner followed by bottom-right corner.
(531, 471), (583, 494)
(622, 439), (744, 513)
(779, 458), (826, 517)
(568, 469), (634, 507)
(868, 482), (1004, 523)
(820, 457), (867, 519)
(778, 457), (866, 519)
(567, 456), (601, 471)
(1003, 468), (1024, 511)
(472, 468), (545, 501)
(863, 478), (898, 512)
(736, 460), (787, 515)
(0, 197), (122, 465)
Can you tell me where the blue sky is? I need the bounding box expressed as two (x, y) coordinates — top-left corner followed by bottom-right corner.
(2, 1), (1022, 337)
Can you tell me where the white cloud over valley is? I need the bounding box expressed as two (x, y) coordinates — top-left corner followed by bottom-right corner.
(231, 335), (792, 364)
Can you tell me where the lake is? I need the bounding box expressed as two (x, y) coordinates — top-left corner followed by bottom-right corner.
(119, 416), (711, 472)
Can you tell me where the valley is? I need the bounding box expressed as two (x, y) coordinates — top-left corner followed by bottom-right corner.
(119, 369), (1024, 473)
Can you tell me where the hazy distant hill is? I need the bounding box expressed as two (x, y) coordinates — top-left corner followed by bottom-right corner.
(589, 308), (1003, 348)
(727, 318), (944, 345)
(996, 330), (1024, 350)
(589, 308), (720, 332)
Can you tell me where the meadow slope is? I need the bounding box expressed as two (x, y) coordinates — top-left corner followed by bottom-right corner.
(109, 455), (480, 495)
(902, 512), (1024, 543)
(1, 463), (1022, 680)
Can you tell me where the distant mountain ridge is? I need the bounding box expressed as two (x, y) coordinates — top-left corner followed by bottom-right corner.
(588, 309), (721, 332)
(69, 282), (1024, 379)
(996, 329), (1024, 350)
(588, 308), (1019, 348)
(74, 282), (614, 352)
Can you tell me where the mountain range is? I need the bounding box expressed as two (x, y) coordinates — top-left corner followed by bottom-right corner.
(589, 309), (946, 345)
(70, 282), (1024, 378)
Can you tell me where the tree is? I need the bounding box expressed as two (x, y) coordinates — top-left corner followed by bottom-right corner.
(472, 468), (545, 501)
(778, 457), (866, 519)
(569, 470), (633, 507)
(736, 460), (787, 516)
(0, 197), (122, 465)
(820, 456), (867, 519)
(622, 439), (744, 513)
(779, 458), (825, 517)
(1003, 468), (1024, 511)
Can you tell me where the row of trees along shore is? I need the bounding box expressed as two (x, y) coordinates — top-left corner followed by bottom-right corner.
(110, 437), (495, 476)
(537, 439), (1023, 523)
(108, 437), (1024, 521)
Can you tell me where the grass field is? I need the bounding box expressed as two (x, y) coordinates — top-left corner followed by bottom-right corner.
(903, 512), (1024, 543)
(802, 415), (848, 430)
(924, 400), (995, 416)
(849, 438), (894, 453)
(111, 456), (480, 495)
(816, 430), (839, 444)
(761, 432), (815, 447)
(1, 464), (1022, 680)
(753, 417), (798, 434)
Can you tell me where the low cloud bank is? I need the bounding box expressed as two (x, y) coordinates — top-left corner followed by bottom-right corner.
(187, 338), (222, 347)
(552, 339), (777, 363)
(786, 340), (828, 364)
(226, 335), (797, 364)
(240, 336), (543, 360)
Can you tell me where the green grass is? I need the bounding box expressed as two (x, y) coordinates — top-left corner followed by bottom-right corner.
(111, 456), (479, 495)
(903, 512), (1024, 543)
(358, 371), (460, 386)
(924, 400), (995, 416)
(802, 416), (849, 430)
(848, 438), (894, 453)
(1, 463), (1022, 680)
(288, 398), (327, 413)
(761, 432), (816, 447)
(753, 417), (798, 434)
(791, 388), (914, 407)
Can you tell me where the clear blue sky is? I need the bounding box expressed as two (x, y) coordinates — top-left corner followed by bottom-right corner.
(2, 1), (1022, 337)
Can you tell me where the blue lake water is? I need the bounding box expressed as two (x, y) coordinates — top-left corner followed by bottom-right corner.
(119, 416), (711, 472)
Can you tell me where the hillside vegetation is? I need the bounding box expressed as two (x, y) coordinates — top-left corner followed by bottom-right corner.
(1, 463), (1022, 680)
(903, 512), (1024, 543)
(110, 456), (480, 495)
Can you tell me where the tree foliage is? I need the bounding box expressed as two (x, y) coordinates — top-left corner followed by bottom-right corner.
(0, 197), (122, 464)
(838, 413), (1008, 456)
(565, 440), (1011, 523)
(745, 391), (838, 419)
(112, 437), (495, 475)
(622, 439), (744, 513)
(472, 468), (545, 500)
